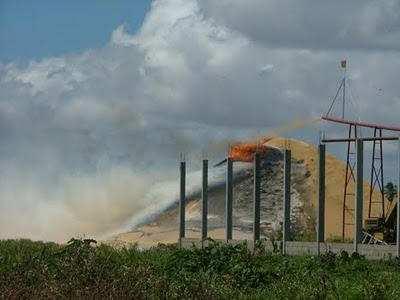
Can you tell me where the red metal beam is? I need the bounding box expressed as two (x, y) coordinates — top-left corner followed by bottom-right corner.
(321, 137), (399, 143)
(321, 116), (400, 132)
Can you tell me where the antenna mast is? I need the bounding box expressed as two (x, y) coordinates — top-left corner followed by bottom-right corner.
(341, 59), (346, 118)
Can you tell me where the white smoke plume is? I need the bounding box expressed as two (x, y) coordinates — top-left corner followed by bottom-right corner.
(0, 0), (399, 241)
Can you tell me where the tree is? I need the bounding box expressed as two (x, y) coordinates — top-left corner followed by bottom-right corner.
(384, 182), (398, 202)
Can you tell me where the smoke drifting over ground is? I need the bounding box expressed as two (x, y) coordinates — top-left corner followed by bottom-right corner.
(0, 167), (150, 241)
(0, 0), (399, 241)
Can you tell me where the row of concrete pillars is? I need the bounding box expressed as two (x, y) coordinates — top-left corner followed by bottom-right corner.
(179, 150), (292, 253)
(179, 140), (400, 256)
(319, 140), (400, 256)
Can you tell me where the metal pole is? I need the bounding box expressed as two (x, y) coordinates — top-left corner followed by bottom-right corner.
(283, 149), (291, 254)
(342, 125), (352, 240)
(202, 159), (208, 240)
(317, 144), (326, 255)
(226, 157), (233, 241)
(179, 160), (186, 240)
(397, 137), (400, 257)
(342, 77), (346, 119)
(322, 136), (399, 143)
(368, 128), (378, 219)
(379, 129), (385, 218)
(354, 139), (363, 253)
(253, 153), (261, 242)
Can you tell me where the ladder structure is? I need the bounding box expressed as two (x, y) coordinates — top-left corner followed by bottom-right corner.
(361, 230), (387, 245)
(369, 128), (385, 220)
(342, 123), (357, 239)
(322, 60), (399, 240)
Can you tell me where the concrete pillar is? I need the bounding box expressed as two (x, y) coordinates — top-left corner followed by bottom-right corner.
(397, 138), (400, 257)
(317, 144), (326, 255)
(253, 153), (261, 242)
(202, 159), (208, 240)
(282, 149), (291, 254)
(226, 157), (233, 241)
(179, 161), (186, 240)
(354, 139), (363, 253)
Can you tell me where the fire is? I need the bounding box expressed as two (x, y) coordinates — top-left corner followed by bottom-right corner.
(228, 137), (273, 162)
(229, 143), (268, 162)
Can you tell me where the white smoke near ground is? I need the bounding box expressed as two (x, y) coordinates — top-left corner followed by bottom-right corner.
(116, 162), (249, 236)
(0, 157), (246, 242)
(0, 0), (400, 242)
(0, 167), (152, 242)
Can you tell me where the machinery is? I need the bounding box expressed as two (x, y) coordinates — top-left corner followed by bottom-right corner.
(322, 60), (400, 242)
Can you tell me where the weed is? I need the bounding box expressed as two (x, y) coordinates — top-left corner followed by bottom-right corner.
(1, 238), (400, 298)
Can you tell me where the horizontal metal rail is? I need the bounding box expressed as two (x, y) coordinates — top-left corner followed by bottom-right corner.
(322, 116), (400, 132)
(322, 137), (399, 143)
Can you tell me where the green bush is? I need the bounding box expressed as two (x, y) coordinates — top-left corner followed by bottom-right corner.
(1, 238), (400, 298)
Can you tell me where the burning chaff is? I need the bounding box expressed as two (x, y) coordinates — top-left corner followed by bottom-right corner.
(229, 136), (273, 162)
(213, 137), (273, 167)
(229, 143), (268, 162)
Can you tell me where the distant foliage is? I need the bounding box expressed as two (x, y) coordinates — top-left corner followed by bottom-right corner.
(1, 238), (400, 298)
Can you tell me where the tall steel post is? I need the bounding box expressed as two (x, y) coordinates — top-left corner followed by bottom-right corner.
(202, 159), (208, 240)
(179, 160), (186, 240)
(342, 124), (358, 240)
(342, 76), (346, 119)
(368, 128), (385, 219)
(283, 149), (291, 254)
(226, 157), (233, 241)
(354, 139), (363, 253)
(317, 144), (326, 255)
(397, 137), (400, 257)
(253, 153), (261, 242)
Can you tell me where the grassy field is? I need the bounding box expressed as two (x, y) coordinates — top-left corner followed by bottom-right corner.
(1, 238), (400, 299)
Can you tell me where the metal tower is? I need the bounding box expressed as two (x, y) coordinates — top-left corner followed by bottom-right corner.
(323, 60), (391, 240)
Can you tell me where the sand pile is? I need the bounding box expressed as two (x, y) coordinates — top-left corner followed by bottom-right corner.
(267, 137), (387, 239)
(110, 137), (386, 247)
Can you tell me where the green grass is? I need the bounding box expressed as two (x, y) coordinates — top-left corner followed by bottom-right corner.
(1, 238), (400, 299)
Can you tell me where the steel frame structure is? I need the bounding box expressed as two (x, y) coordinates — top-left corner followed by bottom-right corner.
(321, 136), (399, 143)
(322, 117), (400, 239)
(369, 128), (384, 220)
(323, 68), (400, 239)
(342, 123), (357, 239)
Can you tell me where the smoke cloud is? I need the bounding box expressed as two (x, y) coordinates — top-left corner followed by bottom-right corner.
(0, 0), (399, 241)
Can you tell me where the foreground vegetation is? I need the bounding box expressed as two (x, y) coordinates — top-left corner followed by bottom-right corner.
(1, 239), (400, 298)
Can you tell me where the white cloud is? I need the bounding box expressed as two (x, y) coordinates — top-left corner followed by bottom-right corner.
(200, 0), (400, 51)
(1, 0), (400, 240)
(111, 25), (138, 47)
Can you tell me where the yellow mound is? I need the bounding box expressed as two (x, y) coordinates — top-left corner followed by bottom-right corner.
(110, 137), (386, 247)
(267, 137), (387, 239)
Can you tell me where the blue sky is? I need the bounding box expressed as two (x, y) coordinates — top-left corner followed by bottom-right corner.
(0, 0), (151, 63)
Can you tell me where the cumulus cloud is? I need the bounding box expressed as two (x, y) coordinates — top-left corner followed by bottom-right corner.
(200, 0), (400, 51)
(0, 0), (399, 240)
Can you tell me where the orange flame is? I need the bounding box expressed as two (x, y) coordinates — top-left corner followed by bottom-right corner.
(228, 137), (273, 162)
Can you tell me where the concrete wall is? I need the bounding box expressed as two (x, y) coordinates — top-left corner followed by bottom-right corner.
(179, 238), (397, 260)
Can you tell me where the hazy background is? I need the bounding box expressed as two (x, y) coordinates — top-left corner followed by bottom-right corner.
(0, 0), (399, 241)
